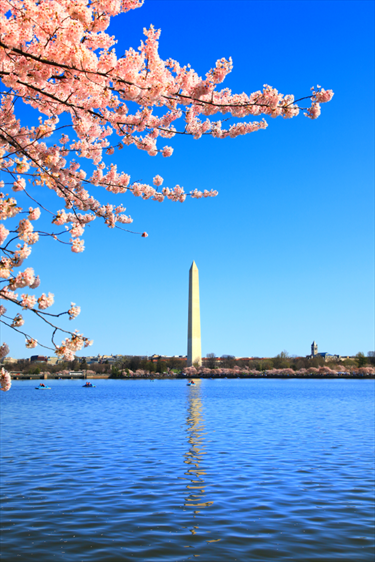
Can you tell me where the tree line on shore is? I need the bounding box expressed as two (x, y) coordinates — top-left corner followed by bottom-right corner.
(5, 351), (375, 377)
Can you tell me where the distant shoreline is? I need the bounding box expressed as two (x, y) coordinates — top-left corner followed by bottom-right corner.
(10, 373), (375, 381)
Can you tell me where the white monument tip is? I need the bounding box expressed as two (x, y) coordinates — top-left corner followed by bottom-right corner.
(190, 261), (198, 269)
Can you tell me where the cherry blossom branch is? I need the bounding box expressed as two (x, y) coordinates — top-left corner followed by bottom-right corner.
(0, 318), (54, 351)
(0, 0), (333, 387)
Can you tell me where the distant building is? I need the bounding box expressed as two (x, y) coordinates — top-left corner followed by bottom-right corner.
(2, 357), (18, 364)
(86, 356), (101, 364)
(30, 355), (47, 362)
(100, 355), (114, 363)
(99, 355), (119, 364)
(318, 352), (333, 360)
(150, 354), (185, 363)
(308, 345), (346, 362)
(47, 357), (59, 365)
(318, 353), (344, 363)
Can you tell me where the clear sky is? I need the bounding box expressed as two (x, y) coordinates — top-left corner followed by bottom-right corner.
(2, 0), (374, 360)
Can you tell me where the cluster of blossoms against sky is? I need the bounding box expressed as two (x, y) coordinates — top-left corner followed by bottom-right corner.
(0, 0), (333, 381)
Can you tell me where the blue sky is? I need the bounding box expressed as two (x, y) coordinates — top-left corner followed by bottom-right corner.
(1, 0), (374, 359)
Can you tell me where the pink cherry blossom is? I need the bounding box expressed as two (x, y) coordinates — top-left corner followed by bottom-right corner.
(153, 175), (163, 187)
(17, 219), (34, 241)
(0, 225), (9, 244)
(0, 343), (10, 359)
(12, 177), (26, 192)
(11, 313), (24, 328)
(71, 239), (85, 253)
(161, 147), (174, 157)
(37, 292), (54, 310)
(68, 303), (81, 320)
(9, 271), (33, 291)
(29, 276), (41, 289)
(305, 101), (322, 120)
(0, 193), (22, 220)
(0, 368), (11, 392)
(28, 207), (41, 221)
(55, 331), (93, 360)
(20, 294), (37, 309)
(70, 224), (85, 238)
(25, 338), (38, 349)
(0, 258), (12, 279)
(313, 87), (334, 103)
(0, 287), (18, 301)
(13, 244), (32, 267)
(26, 232), (39, 245)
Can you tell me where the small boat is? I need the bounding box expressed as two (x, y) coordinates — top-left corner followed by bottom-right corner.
(82, 384), (96, 388)
(35, 385), (51, 390)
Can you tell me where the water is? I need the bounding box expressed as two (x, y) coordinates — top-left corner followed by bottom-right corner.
(1, 379), (374, 561)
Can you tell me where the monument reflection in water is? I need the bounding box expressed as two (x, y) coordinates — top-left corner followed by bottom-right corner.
(183, 381), (220, 546)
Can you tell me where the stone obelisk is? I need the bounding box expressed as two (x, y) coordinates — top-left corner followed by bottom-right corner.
(187, 261), (202, 367)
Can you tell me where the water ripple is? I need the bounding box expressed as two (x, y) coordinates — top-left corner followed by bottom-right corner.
(1, 379), (374, 561)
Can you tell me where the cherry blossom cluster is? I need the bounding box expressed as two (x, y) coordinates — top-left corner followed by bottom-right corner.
(55, 332), (93, 362)
(0, 368), (11, 391)
(303, 86), (334, 119)
(0, 343), (10, 359)
(11, 314), (24, 328)
(0, 187), (90, 372)
(181, 365), (375, 377)
(0, 2), (334, 181)
(68, 303), (81, 320)
(190, 189), (219, 199)
(25, 338), (38, 349)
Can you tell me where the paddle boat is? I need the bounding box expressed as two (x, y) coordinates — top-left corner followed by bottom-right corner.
(187, 380), (196, 386)
(35, 384), (51, 390)
(82, 382), (95, 388)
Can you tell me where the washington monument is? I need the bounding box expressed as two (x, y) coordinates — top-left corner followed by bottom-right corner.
(187, 261), (202, 367)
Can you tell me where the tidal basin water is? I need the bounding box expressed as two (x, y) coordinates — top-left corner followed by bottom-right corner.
(1, 379), (374, 561)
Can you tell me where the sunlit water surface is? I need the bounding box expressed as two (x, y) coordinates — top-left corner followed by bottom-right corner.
(1, 379), (374, 561)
